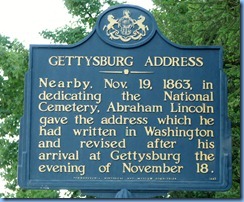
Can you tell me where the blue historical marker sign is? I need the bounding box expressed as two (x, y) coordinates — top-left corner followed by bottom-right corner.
(18, 5), (231, 197)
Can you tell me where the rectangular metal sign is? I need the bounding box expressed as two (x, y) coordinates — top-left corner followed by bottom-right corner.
(18, 4), (231, 196)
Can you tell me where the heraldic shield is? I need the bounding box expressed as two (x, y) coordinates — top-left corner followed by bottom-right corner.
(97, 5), (156, 48)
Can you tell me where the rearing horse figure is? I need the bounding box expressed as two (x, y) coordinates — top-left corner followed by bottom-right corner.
(135, 15), (149, 36)
(103, 15), (118, 34)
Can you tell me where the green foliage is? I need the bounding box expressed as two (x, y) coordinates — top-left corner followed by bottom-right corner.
(152, 0), (240, 199)
(0, 36), (28, 197)
(40, 24), (87, 44)
(64, 0), (119, 27)
(15, 190), (59, 198)
(40, 0), (122, 44)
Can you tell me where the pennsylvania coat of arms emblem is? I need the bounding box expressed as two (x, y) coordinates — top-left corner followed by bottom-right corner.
(103, 9), (149, 42)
